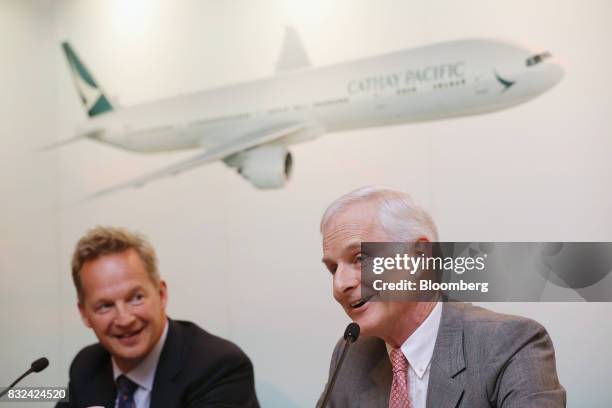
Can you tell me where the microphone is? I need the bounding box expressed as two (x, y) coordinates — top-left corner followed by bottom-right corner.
(31, 358), (49, 372)
(319, 323), (360, 407)
(0, 357), (49, 398)
(344, 322), (360, 343)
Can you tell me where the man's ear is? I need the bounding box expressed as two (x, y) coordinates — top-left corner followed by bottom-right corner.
(414, 236), (432, 257)
(78, 301), (92, 328)
(158, 280), (168, 309)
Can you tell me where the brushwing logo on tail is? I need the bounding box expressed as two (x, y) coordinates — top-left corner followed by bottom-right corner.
(62, 42), (113, 117)
(68, 62), (102, 111)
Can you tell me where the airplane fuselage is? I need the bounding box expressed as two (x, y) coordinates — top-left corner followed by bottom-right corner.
(79, 39), (563, 154)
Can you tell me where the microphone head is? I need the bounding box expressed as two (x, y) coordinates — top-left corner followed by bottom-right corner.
(30, 358), (49, 373)
(343, 322), (360, 343)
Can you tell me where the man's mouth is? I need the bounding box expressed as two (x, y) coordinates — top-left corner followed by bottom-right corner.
(350, 294), (375, 309)
(114, 327), (144, 340)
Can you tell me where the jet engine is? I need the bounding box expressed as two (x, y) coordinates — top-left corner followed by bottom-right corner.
(224, 145), (293, 189)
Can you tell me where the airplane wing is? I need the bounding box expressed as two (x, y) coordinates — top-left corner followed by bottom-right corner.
(85, 122), (306, 199)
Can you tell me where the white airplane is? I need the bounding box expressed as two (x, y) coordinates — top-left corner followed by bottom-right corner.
(55, 28), (563, 196)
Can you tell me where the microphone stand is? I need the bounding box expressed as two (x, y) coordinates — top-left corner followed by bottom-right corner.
(319, 323), (360, 407)
(0, 358), (49, 398)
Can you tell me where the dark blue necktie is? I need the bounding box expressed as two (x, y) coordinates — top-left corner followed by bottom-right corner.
(116, 374), (138, 408)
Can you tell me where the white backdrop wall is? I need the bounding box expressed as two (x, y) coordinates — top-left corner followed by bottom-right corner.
(1, 0), (611, 407)
(0, 3), (62, 408)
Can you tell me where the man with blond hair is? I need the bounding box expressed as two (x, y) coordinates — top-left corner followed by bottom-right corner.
(57, 226), (259, 408)
(318, 186), (565, 407)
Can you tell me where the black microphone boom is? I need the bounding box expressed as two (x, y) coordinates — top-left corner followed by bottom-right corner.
(0, 357), (49, 398)
(319, 323), (360, 408)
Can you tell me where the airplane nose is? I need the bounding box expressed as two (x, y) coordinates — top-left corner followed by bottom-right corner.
(546, 60), (565, 88)
(526, 59), (564, 94)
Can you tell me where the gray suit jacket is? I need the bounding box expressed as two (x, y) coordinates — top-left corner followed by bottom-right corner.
(318, 302), (565, 408)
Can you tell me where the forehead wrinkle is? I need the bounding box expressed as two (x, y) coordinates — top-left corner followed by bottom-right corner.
(322, 200), (388, 261)
(322, 224), (369, 265)
(324, 223), (364, 246)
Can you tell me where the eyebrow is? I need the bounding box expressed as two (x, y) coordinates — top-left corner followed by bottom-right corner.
(93, 299), (111, 307)
(91, 285), (145, 304)
(126, 286), (145, 296)
(322, 242), (361, 264)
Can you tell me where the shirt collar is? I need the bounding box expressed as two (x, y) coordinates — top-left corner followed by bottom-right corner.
(112, 319), (169, 391)
(386, 302), (442, 379)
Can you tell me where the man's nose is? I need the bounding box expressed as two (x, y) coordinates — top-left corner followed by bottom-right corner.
(114, 303), (136, 326)
(333, 264), (360, 296)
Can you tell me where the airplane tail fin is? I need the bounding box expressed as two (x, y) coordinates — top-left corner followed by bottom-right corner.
(275, 26), (311, 73)
(61, 42), (114, 117)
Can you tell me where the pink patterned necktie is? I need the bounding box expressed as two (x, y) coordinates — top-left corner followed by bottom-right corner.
(389, 348), (411, 408)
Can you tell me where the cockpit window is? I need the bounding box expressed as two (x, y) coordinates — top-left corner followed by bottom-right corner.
(526, 51), (552, 67)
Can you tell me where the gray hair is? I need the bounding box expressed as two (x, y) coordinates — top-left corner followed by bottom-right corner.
(320, 186), (439, 242)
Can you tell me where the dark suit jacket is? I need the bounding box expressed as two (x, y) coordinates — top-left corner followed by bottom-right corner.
(319, 302), (566, 408)
(57, 319), (259, 408)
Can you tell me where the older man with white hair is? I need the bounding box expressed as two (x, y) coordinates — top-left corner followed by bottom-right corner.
(318, 186), (565, 408)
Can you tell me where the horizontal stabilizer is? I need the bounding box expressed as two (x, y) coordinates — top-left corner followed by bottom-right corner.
(37, 135), (85, 151)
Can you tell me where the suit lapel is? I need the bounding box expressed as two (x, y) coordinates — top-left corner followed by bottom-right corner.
(83, 358), (116, 408)
(360, 342), (392, 407)
(426, 302), (466, 408)
(151, 319), (184, 408)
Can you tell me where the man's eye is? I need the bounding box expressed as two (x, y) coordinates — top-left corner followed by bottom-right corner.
(131, 293), (144, 304)
(96, 304), (111, 313)
(355, 253), (363, 263)
(327, 264), (337, 275)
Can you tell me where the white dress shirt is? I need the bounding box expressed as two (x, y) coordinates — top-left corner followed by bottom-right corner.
(386, 302), (442, 408)
(112, 321), (169, 408)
